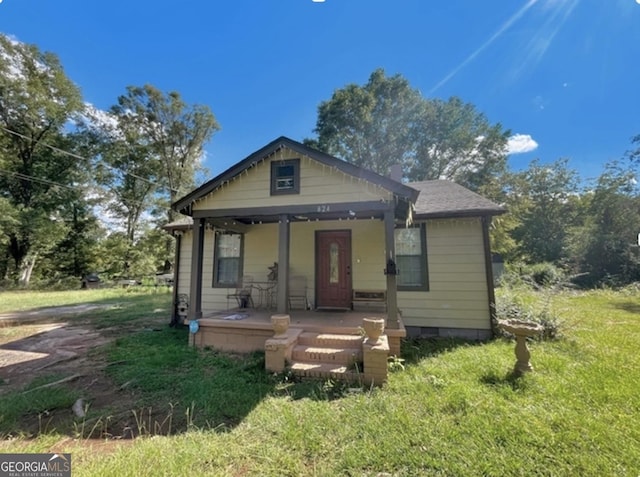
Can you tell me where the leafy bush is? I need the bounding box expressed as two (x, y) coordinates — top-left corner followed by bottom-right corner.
(494, 290), (561, 340)
(501, 262), (566, 289)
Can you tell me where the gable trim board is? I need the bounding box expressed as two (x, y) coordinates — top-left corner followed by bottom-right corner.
(167, 136), (505, 339)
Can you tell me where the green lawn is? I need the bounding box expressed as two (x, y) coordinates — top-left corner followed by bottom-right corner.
(1, 288), (639, 476)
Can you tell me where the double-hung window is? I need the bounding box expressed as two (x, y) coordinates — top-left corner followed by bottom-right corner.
(394, 224), (429, 291)
(213, 232), (243, 287)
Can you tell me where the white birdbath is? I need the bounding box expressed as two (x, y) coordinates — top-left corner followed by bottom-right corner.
(498, 319), (543, 374)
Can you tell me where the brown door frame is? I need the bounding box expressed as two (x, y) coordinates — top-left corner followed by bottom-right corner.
(315, 229), (352, 309)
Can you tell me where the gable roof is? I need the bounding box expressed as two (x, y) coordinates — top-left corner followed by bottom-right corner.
(408, 180), (505, 219)
(172, 136), (419, 214)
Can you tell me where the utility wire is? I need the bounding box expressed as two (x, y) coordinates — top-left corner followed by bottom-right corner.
(0, 167), (77, 191)
(0, 125), (158, 187)
(0, 168), (164, 211)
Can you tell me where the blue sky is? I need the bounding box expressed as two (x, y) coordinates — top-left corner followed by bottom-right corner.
(1, 0), (639, 183)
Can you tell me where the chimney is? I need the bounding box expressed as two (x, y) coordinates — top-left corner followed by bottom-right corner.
(389, 164), (403, 182)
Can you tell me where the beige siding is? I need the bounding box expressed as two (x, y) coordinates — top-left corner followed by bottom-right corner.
(180, 216), (491, 332)
(192, 148), (391, 211)
(176, 230), (192, 297)
(398, 217), (491, 331)
(196, 219), (387, 311)
(289, 220), (387, 308)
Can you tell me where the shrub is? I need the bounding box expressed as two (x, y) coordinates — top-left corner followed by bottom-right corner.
(501, 262), (566, 289)
(494, 290), (561, 340)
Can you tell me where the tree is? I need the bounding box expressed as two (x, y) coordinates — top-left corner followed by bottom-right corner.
(409, 97), (510, 192)
(80, 104), (157, 241)
(114, 86), (219, 276)
(311, 69), (510, 191)
(79, 85), (219, 276)
(114, 85), (219, 222)
(575, 161), (640, 284)
(314, 69), (422, 175)
(509, 159), (580, 264)
(43, 197), (102, 279)
(0, 34), (85, 284)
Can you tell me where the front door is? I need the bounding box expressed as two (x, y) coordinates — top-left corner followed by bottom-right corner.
(316, 230), (352, 309)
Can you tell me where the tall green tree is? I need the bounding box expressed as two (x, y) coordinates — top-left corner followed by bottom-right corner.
(575, 161), (640, 284)
(114, 85), (219, 222)
(80, 85), (219, 276)
(0, 34), (85, 284)
(114, 85), (219, 276)
(80, 104), (157, 243)
(314, 69), (422, 175)
(509, 159), (580, 264)
(409, 97), (510, 193)
(311, 69), (510, 191)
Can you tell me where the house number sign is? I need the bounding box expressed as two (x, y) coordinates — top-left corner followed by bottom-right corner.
(317, 205), (331, 213)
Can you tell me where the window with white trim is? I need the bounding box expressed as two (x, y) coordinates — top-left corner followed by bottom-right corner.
(395, 224), (429, 291)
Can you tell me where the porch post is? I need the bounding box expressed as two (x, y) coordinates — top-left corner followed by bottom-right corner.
(384, 209), (399, 329)
(188, 218), (205, 321)
(276, 214), (290, 314)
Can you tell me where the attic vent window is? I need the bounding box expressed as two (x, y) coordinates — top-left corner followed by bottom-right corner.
(271, 158), (300, 195)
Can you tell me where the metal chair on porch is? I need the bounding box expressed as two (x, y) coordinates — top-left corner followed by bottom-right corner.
(227, 275), (254, 309)
(288, 275), (309, 310)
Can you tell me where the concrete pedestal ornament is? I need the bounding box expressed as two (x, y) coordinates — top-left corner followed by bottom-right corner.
(362, 317), (385, 345)
(271, 314), (290, 338)
(498, 319), (543, 374)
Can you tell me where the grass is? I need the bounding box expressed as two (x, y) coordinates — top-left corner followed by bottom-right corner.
(0, 288), (125, 313)
(1, 287), (639, 475)
(0, 374), (80, 433)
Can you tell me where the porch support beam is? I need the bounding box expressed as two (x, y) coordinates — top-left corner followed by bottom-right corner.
(276, 214), (290, 314)
(209, 219), (250, 234)
(192, 200), (390, 219)
(188, 218), (205, 321)
(384, 208), (399, 329)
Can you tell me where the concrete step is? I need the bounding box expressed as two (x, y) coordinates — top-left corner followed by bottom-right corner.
(289, 361), (361, 381)
(298, 332), (363, 347)
(292, 345), (362, 365)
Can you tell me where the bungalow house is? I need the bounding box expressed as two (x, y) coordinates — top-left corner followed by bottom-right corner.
(166, 136), (504, 382)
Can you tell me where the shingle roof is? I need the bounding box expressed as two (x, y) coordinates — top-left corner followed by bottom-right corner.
(163, 216), (193, 231)
(408, 180), (505, 219)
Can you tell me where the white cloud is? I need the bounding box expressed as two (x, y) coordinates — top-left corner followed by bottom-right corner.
(507, 134), (539, 154)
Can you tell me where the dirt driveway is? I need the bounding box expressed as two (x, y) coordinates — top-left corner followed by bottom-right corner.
(0, 304), (141, 438)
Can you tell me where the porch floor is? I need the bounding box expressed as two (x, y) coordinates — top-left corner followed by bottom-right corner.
(189, 308), (405, 355)
(201, 308), (402, 334)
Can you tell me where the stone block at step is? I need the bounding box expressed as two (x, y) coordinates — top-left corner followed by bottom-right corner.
(292, 345), (362, 365)
(290, 361), (360, 382)
(298, 332), (363, 348)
